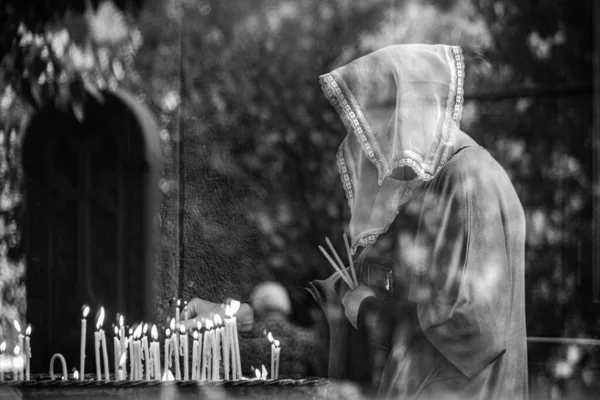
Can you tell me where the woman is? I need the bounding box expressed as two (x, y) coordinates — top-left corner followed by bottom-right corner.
(183, 44), (528, 400)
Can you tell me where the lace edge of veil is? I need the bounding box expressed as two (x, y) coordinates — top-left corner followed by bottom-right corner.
(318, 45), (465, 254)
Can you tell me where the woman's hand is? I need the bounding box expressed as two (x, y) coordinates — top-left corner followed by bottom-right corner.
(179, 298), (254, 332)
(341, 284), (377, 329)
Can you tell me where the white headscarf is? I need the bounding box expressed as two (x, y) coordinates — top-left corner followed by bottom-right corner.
(319, 44), (465, 254)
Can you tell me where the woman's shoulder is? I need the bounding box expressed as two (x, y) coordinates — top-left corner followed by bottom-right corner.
(425, 145), (516, 207)
(440, 146), (504, 184)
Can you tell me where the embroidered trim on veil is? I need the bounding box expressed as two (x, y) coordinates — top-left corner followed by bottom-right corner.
(320, 46), (465, 254)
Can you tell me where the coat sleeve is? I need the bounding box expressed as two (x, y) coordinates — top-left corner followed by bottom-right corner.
(407, 152), (512, 378)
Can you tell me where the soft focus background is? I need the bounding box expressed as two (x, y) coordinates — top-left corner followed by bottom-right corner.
(0, 0), (598, 397)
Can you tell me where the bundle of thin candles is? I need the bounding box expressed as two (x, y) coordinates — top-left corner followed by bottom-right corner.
(318, 234), (359, 289)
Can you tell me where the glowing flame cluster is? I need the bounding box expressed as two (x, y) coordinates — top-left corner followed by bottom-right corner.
(252, 365), (268, 380)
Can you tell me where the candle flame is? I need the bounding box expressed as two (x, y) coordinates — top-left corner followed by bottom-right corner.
(114, 326), (119, 336)
(97, 307), (105, 329)
(143, 323), (149, 335)
(162, 370), (175, 381)
(151, 325), (158, 341)
(169, 318), (175, 331)
(13, 320), (21, 333)
(133, 324), (143, 339)
(267, 332), (274, 343)
(193, 331), (198, 340)
(165, 328), (171, 338)
(179, 324), (186, 334)
(119, 315), (124, 327)
(128, 327), (133, 335)
(206, 320), (213, 330)
(14, 345), (20, 355)
(225, 305), (231, 318)
(83, 305), (90, 318)
(261, 365), (268, 380)
(197, 321), (202, 331)
(274, 339), (280, 348)
(177, 299), (181, 307)
(0, 341), (5, 352)
(25, 325), (32, 336)
(230, 300), (241, 315)
(214, 314), (222, 325)
(255, 369), (261, 379)
(73, 370), (79, 380)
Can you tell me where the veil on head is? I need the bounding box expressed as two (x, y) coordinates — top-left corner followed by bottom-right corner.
(320, 44), (465, 254)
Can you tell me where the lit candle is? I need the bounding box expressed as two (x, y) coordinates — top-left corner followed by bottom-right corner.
(224, 306), (234, 380)
(73, 370), (79, 380)
(98, 308), (110, 381)
(164, 328), (171, 378)
(0, 341), (5, 381)
(94, 317), (102, 380)
(213, 315), (222, 381)
(170, 318), (181, 380)
(121, 328), (129, 380)
(230, 301), (242, 379)
(196, 319), (204, 380)
(118, 315), (126, 378)
(13, 320), (23, 380)
(224, 309), (231, 379)
(191, 330), (199, 380)
(201, 320), (211, 381)
(113, 326), (120, 380)
(133, 324), (143, 380)
(13, 346), (20, 380)
(128, 328), (134, 380)
(183, 301), (189, 321)
(142, 323), (150, 381)
(274, 339), (281, 379)
(267, 332), (274, 380)
(179, 324), (189, 380)
(130, 328), (137, 380)
(151, 325), (160, 380)
(80, 305), (89, 380)
(25, 325), (31, 380)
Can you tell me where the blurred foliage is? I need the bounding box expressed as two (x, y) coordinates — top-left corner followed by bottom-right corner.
(0, 1), (144, 118)
(0, 0), (145, 343)
(0, 0), (597, 395)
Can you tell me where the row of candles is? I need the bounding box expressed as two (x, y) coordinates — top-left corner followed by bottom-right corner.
(0, 321), (31, 381)
(0, 299), (282, 381)
(82, 300), (243, 381)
